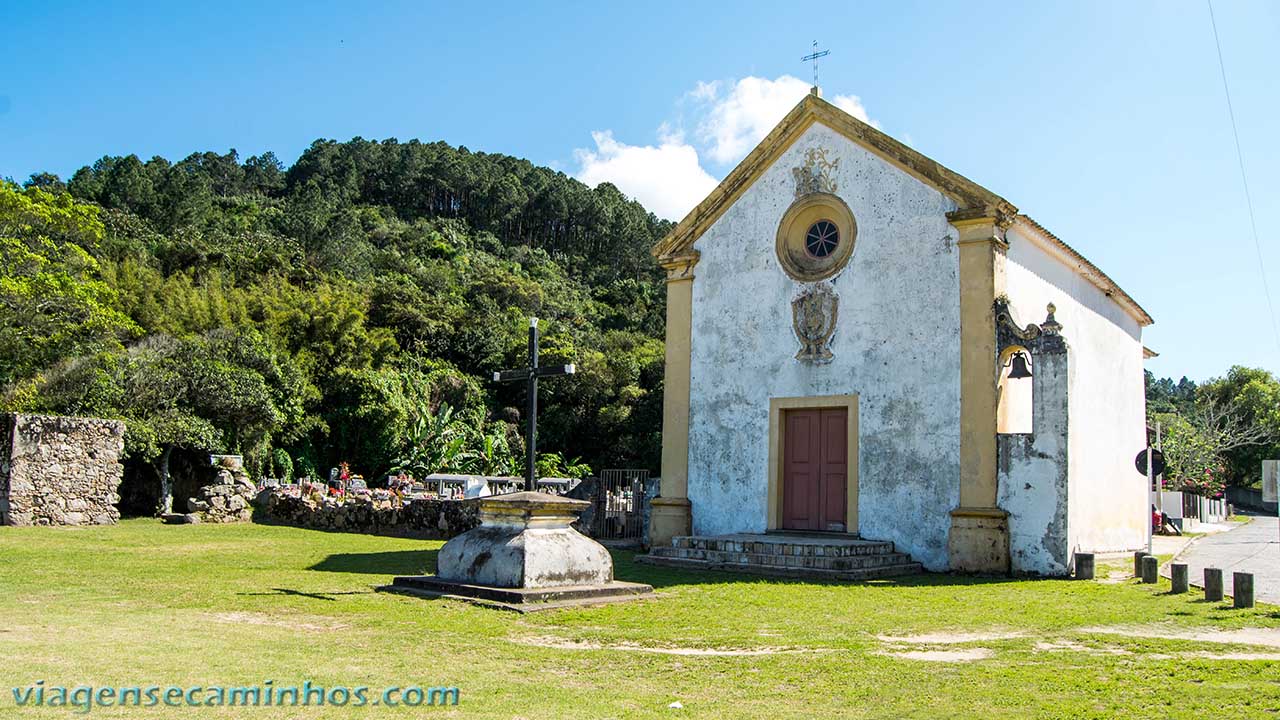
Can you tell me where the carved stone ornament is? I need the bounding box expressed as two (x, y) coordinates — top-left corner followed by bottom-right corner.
(995, 300), (1066, 355)
(792, 284), (839, 363)
(792, 147), (839, 197)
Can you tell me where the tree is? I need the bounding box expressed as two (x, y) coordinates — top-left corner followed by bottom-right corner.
(390, 403), (470, 479)
(1147, 366), (1280, 492)
(10, 136), (672, 493)
(1195, 367), (1280, 486)
(1152, 412), (1223, 496)
(0, 183), (139, 385)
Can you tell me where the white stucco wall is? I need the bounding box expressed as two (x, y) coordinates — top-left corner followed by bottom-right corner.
(1004, 224), (1147, 556)
(997, 349), (1070, 575)
(686, 123), (962, 571)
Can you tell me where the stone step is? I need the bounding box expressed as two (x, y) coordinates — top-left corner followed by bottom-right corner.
(672, 535), (896, 558)
(637, 554), (924, 581)
(648, 546), (914, 571)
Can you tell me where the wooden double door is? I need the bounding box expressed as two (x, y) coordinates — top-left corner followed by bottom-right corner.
(781, 407), (849, 532)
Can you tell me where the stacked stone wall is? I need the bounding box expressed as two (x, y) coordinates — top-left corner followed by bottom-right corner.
(262, 491), (479, 539)
(0, 414), (126, 526)
(181, 457), (257, 523)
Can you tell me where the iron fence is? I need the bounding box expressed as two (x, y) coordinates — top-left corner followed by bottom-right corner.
(593, 469), (649, 541)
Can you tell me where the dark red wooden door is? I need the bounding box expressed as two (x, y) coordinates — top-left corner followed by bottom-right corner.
(782, 408), (848, 532)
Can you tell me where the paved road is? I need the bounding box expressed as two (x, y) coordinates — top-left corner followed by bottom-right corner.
(1173, 514), (1279, 605)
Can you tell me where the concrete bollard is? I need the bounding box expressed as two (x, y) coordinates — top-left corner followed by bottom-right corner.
(1140, 555), (1159, 584)
(1170, 563), (1189, 593)
(1233, 572), (1255, 609)
(1075, 553), (1095, 580)
(1204, 568), (1224, 602)
(1134, 551), (1149, 578)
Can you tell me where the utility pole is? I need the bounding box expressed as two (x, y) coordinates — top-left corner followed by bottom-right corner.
(1152, 422), (1162, 550)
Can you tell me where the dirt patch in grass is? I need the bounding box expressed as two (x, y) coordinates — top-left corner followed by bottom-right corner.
(1189, 651), (1280, 661)
(1079, 625), (1280, 649)
(877, 630), (1023, 645)
(1097, 570), (1133, 585)
(509, 635), (821, 656)
(1034, 640), (1132, 656)
(881, 648), (993, 662)
(207, 611), (349, 632)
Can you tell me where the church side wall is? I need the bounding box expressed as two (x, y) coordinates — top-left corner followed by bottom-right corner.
(687, 123), (962, 571)
(1003, 227), (1147, 557)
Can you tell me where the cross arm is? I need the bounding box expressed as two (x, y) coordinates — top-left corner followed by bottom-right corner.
(492, 364), (575, 383)
(535, 363), (575, 379)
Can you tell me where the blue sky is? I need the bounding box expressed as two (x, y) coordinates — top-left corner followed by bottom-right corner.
(2, 0), (1276, 382)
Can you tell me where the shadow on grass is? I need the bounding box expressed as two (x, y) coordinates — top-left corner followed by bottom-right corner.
(309, 550), (439, 576)
(238, 588), (377, 601)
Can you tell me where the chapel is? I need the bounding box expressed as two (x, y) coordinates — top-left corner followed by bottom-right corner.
(644, 89), (1153, 575)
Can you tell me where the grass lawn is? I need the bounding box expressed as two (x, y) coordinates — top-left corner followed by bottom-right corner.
(1, 520), (1278, 719)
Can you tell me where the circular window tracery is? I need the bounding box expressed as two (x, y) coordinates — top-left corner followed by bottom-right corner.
(775, 194), (856, 282)
(805, 220), (839, 258)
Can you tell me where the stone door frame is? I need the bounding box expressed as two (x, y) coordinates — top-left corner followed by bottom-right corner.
(767, 394), (859, 534)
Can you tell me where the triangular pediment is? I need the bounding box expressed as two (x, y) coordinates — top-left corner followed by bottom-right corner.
(652, 91), (1017, 264)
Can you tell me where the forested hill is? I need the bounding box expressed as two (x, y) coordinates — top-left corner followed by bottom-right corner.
(63, 139), (669, 283)
(3, 140), (673, 502)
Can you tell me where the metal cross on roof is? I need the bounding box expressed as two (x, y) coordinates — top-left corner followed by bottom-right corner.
(801, 41), (830, 90)
(493, 318), (575, 491)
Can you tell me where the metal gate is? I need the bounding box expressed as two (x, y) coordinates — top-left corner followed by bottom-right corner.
(594, 469), (649, 541)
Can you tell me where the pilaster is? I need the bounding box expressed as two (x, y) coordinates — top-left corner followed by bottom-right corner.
(947, 209), (1011, 573)
(650, 251), (699, 548)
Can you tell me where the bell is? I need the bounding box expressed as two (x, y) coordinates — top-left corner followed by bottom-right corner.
(1007, 351), (1033, 380)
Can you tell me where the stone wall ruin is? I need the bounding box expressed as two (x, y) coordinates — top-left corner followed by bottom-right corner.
(0, 414), (126, 526)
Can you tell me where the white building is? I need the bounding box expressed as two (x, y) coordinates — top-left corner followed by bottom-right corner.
(647, 90), (1152, 575)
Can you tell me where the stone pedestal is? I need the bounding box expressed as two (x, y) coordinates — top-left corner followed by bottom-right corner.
(1171, 563), (1189, 593)
(648, 496), (692, 550)
(388, 491), (653, 611)
(947, 507), (1010, 574)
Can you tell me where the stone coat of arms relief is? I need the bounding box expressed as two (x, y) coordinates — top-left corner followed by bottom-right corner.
(792, 283), (838, 363)
(787, 146), (842, 363)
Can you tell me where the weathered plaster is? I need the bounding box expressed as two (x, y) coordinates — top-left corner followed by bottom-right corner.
(686, 122), (962, 571)
(1004, 223), (1146, 557)
(998, 347), (1070, 575)
(436, 492), (614, 589)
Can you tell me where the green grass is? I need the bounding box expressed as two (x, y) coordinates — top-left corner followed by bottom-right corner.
(1, 520), (1278, 719)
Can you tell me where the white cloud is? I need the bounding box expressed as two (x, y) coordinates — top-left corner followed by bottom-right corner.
(573, 130), (718, 220)
(694, 75), (879, 165)
(571, 75), (881, 221)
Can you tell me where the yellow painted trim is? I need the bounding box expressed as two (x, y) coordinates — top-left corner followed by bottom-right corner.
(766, 394), (859, 534)
(996, 345), (1033, 435)
(653, 93), (1017, 264)
(658, 252), (697, 502)
(648, 95), (1150, 332)
(775, 192), (857, 282)
(953, 215), (1004, 510)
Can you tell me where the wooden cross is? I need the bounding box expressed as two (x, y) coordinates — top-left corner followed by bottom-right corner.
(801, 41), (830, 90)
(493, 318), (575, 491)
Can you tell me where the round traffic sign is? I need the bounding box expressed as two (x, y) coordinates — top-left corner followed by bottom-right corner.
(1134, 449), (1165, 477)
